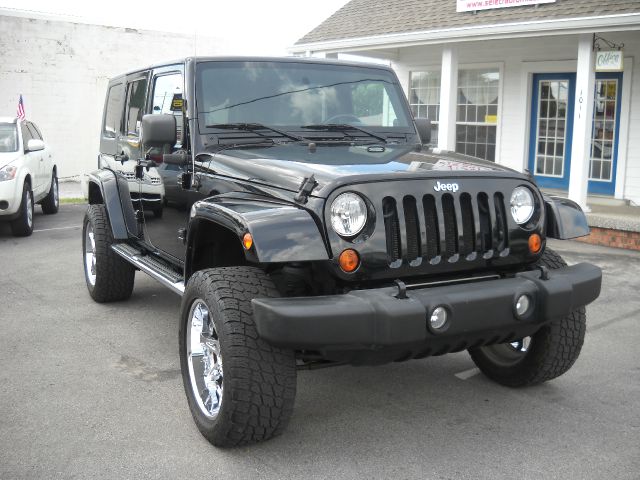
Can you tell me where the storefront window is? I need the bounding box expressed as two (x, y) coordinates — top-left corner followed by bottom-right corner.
(456, 68), (499, 161)
(590, 79), (618, 182)
(409, 70), (440, 145)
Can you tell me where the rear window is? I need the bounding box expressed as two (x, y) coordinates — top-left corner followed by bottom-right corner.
(0, 124), (18, 152)
(103, 83), (124, 138)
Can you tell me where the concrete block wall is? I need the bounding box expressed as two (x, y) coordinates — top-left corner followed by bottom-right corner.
(0, 13), (224, 178)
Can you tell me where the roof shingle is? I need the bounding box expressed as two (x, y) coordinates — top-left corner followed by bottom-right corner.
(295, 0), (640, 45)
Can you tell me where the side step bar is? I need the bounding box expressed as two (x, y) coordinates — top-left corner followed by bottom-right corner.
(111, 243), (185, 296)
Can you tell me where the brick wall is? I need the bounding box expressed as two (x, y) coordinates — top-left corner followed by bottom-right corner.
(575, 227), (640, 251)
(0, 13), (223, 178)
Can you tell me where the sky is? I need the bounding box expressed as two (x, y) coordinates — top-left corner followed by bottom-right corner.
(0, 0), (350, 55)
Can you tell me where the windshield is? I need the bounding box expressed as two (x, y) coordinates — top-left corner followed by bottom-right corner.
(0, 124), (18, 152)
(195, 61), (412, 133)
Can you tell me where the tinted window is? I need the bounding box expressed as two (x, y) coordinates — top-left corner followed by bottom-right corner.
(125, 78), (149, 136)
(103, 83), (124, 138)
(151, 73), (184, 146)
(21, 122), (33, 150)
(195, 61), (411, 130)
(0, 124), (18, 152)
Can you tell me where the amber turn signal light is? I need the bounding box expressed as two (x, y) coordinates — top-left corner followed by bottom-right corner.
(242, 233), (253, 250)
(528, 233), (542, 254)
(338, 249), (360, 273)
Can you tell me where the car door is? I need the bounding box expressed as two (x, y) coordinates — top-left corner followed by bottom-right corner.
(19, 122), (41, 193)
(138, 66), (192, 261)
(27, 122), (50, 196)
(118, 72), (150, 222)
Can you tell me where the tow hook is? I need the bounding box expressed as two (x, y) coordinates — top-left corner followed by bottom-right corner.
(537, 265), (550, 280)
(394, 279), (408, 299)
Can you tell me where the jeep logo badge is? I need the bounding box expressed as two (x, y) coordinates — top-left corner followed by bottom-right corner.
(433, 181), (459, 193)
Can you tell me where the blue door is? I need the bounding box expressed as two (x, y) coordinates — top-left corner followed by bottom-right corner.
(588, 72), (623, 195)
(528, 73), (576, 190)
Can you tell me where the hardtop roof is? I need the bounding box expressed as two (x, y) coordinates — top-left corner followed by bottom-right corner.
(107, 55), (395, 83)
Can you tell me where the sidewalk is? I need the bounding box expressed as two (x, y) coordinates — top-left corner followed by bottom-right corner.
(579, 203), (640, 251)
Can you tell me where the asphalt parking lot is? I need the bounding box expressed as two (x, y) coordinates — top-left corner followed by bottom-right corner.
(1, 203), (638, 479)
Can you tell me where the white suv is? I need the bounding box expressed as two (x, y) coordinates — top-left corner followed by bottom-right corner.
(0, 117), (58, 236)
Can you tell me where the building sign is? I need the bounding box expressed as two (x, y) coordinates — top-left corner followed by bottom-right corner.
(171, 94), (183, 111)
(595, 51), (624, 72)
(457, 0), (556, 13)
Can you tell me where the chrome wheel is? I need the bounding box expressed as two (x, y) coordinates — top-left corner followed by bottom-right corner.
(26, 190), (33, 228)
(187, 300), (223, 419)
(84, 224), (96, 286)
(480, 336), (532, 367)
(509, 337), (531, 353)
(53, 177), (59, 208)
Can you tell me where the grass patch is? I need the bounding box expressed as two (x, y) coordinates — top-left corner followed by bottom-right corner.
(60, 197), (87, 205)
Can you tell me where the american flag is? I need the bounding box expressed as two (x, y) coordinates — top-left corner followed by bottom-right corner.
(16, 94), (25, 121)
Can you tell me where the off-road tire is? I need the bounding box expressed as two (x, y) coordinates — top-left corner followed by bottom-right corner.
(179, 267), (297, 447)
(83, 204), (135, 302)
(41, 173), (59, 214)
(468, 248), (586, 387)
(11, 181), (34, 237)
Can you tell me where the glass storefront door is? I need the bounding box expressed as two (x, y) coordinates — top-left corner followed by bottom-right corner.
(529, 72), (623, 195)
(588, 73), (623, 195)
(528, 73), (576, 190)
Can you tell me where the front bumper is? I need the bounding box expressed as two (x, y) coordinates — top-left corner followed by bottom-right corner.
(252, 263), (601, 355)
(0, 178), (21, 216)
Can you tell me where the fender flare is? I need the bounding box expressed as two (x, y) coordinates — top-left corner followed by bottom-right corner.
(544, 195), (590, 239)
(187, 195), (330, 268)
(87, 169), (137, 239)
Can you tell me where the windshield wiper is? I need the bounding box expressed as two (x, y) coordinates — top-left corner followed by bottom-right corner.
(206, 122), (304, 142)
(300, 123), (388, 144)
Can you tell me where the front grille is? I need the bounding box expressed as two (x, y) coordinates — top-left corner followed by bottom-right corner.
(382, 191), (509, 266)
(118, 171), (161, 185)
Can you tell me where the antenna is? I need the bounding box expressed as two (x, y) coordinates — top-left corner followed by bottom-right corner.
(194, 28), (197, 57)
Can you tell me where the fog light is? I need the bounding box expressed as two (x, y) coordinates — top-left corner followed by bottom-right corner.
(516, 294), (530, 317)
(429, 306), (448, 330)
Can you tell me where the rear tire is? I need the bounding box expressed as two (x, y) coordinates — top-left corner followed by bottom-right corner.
(83, 204), (135, 302)
(11, 182), (34, 237)
(179, 267), (297, 447)
(468, 249), (586, 387)
(41, 173), (59, 214)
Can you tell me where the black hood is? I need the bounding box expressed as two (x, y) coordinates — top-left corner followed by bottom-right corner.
(202, 143), (525, 199)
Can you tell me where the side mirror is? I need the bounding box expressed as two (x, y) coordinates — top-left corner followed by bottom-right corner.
(26, 138), (45, 152)
(414, 117), (431, 145)
(142, 114), (176, 148)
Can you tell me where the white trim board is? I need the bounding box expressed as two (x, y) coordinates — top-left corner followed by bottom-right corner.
(290, 13), (640, 54)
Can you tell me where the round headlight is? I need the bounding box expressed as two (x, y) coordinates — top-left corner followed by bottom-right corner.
(510, 187), (535, 225)
(330, 193), (367, 237)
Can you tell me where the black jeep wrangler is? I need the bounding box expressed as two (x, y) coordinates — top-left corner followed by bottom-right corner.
(83, 57), (602, 447)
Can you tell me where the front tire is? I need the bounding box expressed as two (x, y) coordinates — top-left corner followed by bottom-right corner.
(11, 182), (34, 237)
(468, 249), (586, 387)
(82, 204), (135, 302)
(41, 173), (59, 214)
(179, 267), (297, 447)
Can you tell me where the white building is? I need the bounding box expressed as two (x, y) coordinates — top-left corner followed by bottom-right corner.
(0, 10), (223, 179)
(290, 0), (640, 209)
